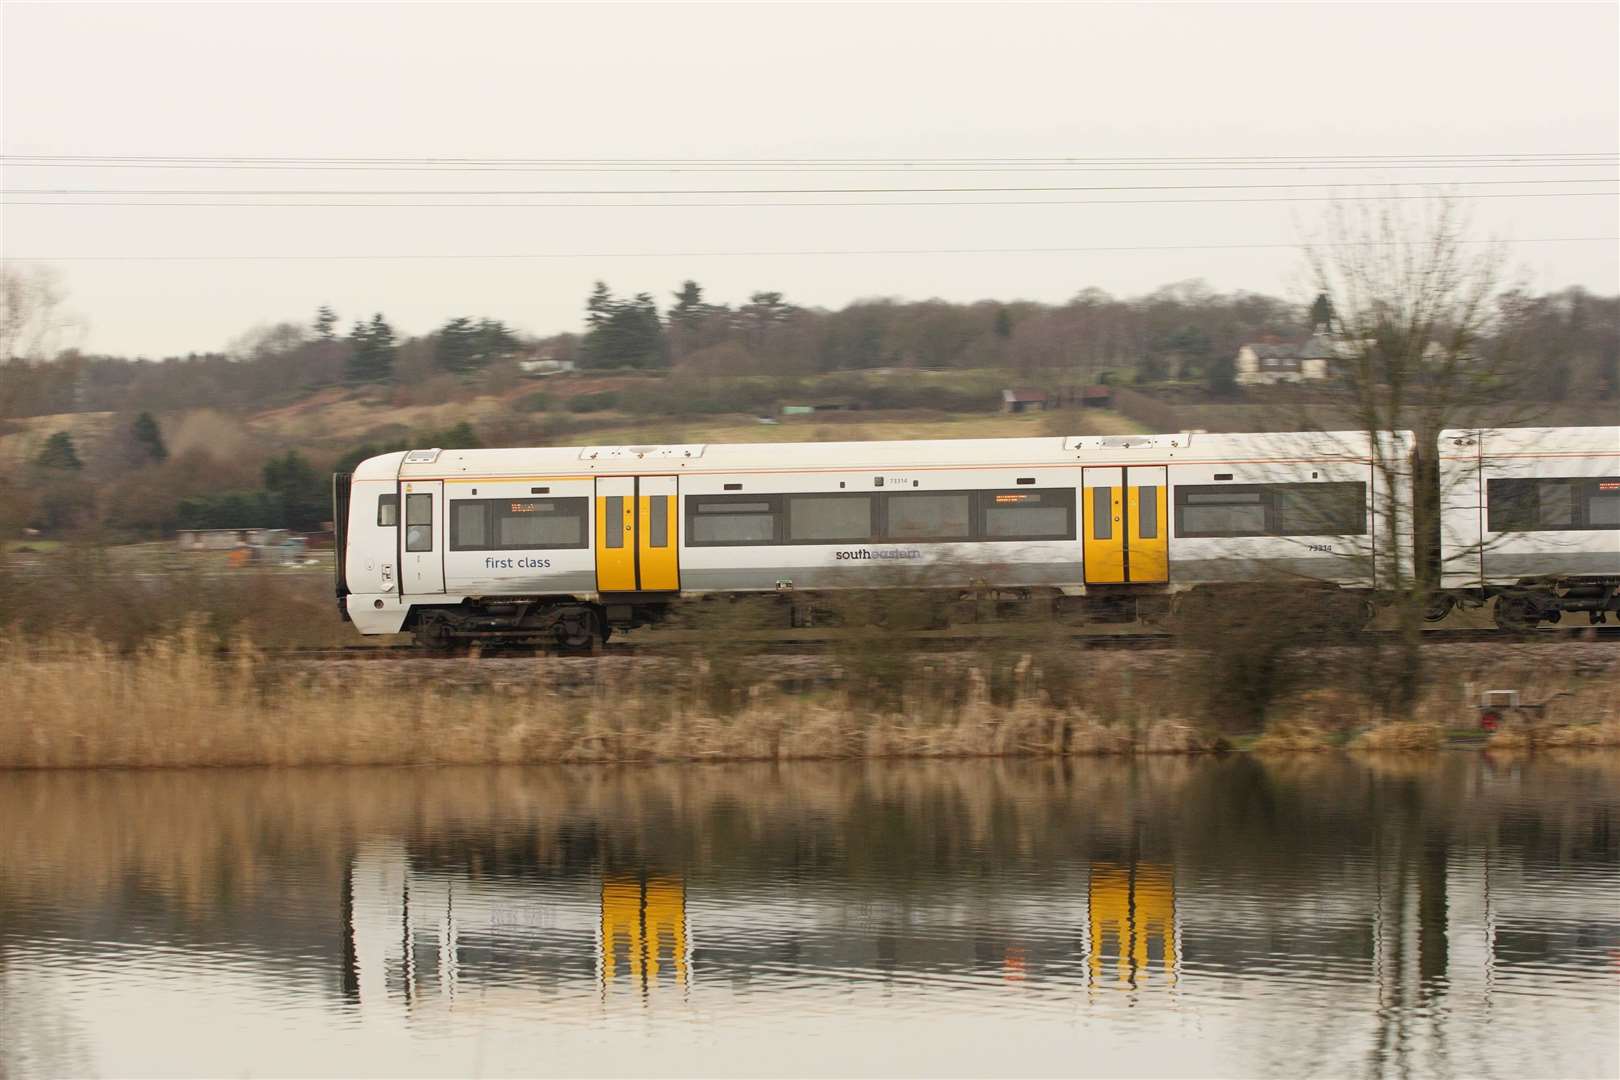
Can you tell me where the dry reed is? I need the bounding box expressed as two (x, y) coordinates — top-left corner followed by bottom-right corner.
(0, 630), (1186, 769)
(2, 629), (1612, 771)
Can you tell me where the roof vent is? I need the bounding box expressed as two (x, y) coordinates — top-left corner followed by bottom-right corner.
(1064, 434), (1188, 452)
(578, 444), (707, 461)
(403, 448), (442, 464)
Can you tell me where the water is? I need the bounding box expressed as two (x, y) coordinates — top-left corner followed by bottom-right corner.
(2, 755), (1617, 1078)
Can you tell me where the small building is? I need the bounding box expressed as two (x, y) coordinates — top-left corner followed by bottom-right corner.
(1002, 388), (1051, 414)
(781, 402), (858, 416)
(177, 528), (304, 564)
(518, 358), (577, 377)
(1234, 332), (1340, 386)
(1079, 385), (1113, 408)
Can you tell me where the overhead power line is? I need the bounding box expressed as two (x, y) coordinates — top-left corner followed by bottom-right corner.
(3, 152), (1616, 174)
(8, 236), (1612, 263)
(8, 177), (1616, 197)
(8, 190), (1616, 209)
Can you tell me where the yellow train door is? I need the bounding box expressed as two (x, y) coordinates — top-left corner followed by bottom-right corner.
(1082, 468), (1125, 584)
(637, 476), (679, 591)
(1127, 466), (1169, 583)
(1083, 465), (1169, 585)
(595, 476), (680, 593)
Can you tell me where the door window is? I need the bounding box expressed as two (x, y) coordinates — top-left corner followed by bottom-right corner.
(405, 493), (433, 552)
(1138, 486), (1159, 538)
(1091, 488), (1113, 540)
(648, 496), (670, 547)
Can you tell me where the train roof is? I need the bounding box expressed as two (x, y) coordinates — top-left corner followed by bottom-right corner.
(349, 429), (1398, 481)
(1440, 426), (1620, 457)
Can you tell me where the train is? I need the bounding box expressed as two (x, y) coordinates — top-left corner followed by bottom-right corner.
(331, 426), (1618, 647)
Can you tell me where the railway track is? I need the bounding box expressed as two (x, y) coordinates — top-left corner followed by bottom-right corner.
(272, 624), (1620, 661)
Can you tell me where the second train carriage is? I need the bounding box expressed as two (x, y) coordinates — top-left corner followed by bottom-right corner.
(334, 430), (1409, 647)
(1437, 426), (1620, 629)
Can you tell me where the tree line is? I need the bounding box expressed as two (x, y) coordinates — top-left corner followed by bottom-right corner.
(3, 275), (1615, 420)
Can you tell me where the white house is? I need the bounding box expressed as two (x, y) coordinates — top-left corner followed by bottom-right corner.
(1233, 332), (1341, 386)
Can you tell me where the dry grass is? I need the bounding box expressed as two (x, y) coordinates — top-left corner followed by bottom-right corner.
(1351, 721), (1444, 752)
(0, 630), (1205, 769)
(3, 617), (1613, 770)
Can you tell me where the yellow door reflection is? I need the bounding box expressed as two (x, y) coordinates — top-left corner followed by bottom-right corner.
(1088, 862), (1177, 989)
(600, 875), (689, 992)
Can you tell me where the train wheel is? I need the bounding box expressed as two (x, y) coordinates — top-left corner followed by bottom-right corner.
(554, 607), (600, 653)
(1423, 594), (1457, 623)
(1493, 596), (1539, 633)
(413, 616), (454, 652)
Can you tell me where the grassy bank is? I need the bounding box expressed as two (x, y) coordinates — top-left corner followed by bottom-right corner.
(2, 630), (1615, 769)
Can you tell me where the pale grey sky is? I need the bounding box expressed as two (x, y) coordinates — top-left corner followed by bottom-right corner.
(3, 1), (1617, 357)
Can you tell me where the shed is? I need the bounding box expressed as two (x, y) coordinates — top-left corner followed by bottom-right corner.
(1002, 388), (1051, 414)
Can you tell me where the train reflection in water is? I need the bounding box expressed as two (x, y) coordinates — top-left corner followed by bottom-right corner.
(340, 833), (1592, 1027)
(342, 849), (1188, 1006)
(4, 758), (1617, 1077)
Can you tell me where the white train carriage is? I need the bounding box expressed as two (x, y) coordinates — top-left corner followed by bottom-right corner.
(1438, 426), (1620, 629)
(333, 430), (1408, 646)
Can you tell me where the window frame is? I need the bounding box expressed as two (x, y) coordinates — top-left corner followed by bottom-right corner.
(1487, 476), (1620, 533)
(685, 493), (784, 547)
(684, 487), (1079, 548)
(981, 488), (1077, 542)
(1173, 481), (1367, 538)
(448, 496), (591, 551)
(405, 493), (434, 552)
(785, 491), (878, 544)
(377, 494), (398, 527)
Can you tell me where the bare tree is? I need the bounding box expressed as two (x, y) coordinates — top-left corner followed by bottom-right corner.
(1305, 197), (1513, 715)
(0, 265), (82, 361)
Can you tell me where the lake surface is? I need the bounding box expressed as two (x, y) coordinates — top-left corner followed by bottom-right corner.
(2, 754), (1617, 1078)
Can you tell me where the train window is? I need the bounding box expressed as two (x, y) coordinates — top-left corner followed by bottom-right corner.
(1176, 483), (1366, 537)
(604, 496), (625, 549)
(377, 494), (398, 527)
(449, 498), (589, 550)
(1138, 486), (1159, 539)
(452, 501), (488, 548)
(1272, 483), (1366, 535)
(1091, 488), (1113, 540)
(405, 494), (433, 552)
(498, 500), (586, 548)
(688, 495), (781, 545)
(1591, 481), (1620, 528)
(886, 492), (971, 541)
(983, 489), (1074, 540)
(1176, 489), (1266, 537)
(648, 496), (670, 548)
(1489, 477), (1620, 531)
(788, 494), (873, 542)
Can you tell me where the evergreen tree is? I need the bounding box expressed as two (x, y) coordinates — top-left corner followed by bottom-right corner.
(435, 316), (520, 374)
(261, 451), (326, 530)
(345, 313), (397, 382)
(34, 431), (82, 470)
(1310, 292), (1335, 332)
(993, 306), (1014, 340)
(313, 305), (339, 341)
(580, 284), (668, 369)
(435, 316), (479, 373)
(585, 281), (614, 331)
(131, 411), (167, 463)
(668, 280), (706, 331)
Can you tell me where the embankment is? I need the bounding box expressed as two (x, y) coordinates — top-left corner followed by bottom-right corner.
(2, 632), (1615, 769)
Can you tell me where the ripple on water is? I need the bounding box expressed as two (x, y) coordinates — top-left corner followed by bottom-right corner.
(1, 755), (1617, 1078)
